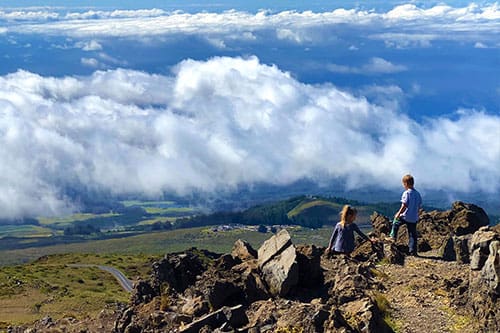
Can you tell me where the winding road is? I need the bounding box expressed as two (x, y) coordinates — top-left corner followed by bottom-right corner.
(67, 264), (134, 292)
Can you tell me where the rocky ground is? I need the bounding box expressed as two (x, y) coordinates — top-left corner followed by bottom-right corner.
(376, 253), (475, 333)
(9, 201), (500, 333)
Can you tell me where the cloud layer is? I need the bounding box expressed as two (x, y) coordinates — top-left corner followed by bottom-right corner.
(0, 56), (499, 218)
(1, 3), (499, 47)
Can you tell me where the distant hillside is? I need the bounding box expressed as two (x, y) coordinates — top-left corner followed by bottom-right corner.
(176, 195), (404, 229)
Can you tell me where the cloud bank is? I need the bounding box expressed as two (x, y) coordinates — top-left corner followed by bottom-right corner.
(0, 56), (498, 218)
(1, 3), (499, 46)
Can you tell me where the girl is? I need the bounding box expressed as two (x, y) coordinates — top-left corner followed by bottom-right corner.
(326, 205), (374, 256)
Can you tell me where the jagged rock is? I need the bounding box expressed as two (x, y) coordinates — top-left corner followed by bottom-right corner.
(438, 236), (456, 261)
(179, 305), (247, 333)
(449, 201), (489, 236)
(232, 239), (258, 261)
(214, 253), (240, 270)
(258, 229), (293, 267)
(469, 227), (499, 270)
(131, 280), (155, 305)
(232, 260), (269, 302)
(323, 308), (356, 332)
(151, 248), (216, 294)
(453, 234), (471, 264)
(341, 298), (389, 333)
(296, 244), (323, 288)
(204, 279), (244, 309)
(114, 308), (134, 333)
(481, 240), (500, 292)
(383, 242), (405, 265)
(324, 256), (379, 305)
(351, 240), (384, 263)
(181, 296), (210, 317)
(370, 212), (391, 236)
(464, 227), (500, 332)
(261, 244), (299, 297)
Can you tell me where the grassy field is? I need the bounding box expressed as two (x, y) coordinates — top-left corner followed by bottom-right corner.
(0, 253), (158, 328)
(0, 226), (335, 266)
(38, 213), (119, 227)
(0, 225), (54, 238)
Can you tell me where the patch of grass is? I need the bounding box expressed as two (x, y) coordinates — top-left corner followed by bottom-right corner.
(439, 305), (474, 332)
(144, 207), (194, 214)
(0, 253), (159, 327)
(371, 291), (403, 332)
(372, 291), (391, 313)
(0, 225), (54, 238)
(433, 288), (448, 297)
(376, 257), (392, 266)
(370, 267), (390, 280)
(38, 213), (119, 227)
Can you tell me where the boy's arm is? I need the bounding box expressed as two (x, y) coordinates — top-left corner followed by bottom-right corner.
(396, 190), (408, 219)
(395, 203), (407, 219)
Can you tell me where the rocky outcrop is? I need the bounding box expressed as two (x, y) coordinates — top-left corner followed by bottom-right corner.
(370, 201), (489, 259)
(448, 226), (500, 332)
(113, 228), (393, 333)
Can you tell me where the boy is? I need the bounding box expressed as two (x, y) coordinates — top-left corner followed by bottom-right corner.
(390, 174), (422, 256)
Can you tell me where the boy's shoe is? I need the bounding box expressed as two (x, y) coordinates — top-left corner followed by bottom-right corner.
(408, 251), (418, 257)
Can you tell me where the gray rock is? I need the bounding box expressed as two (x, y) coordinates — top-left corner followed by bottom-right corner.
(179, 305), (246, 333)
(453, 234), (471, 264)
(261, 244), (299, 297)
(383, 242), (405, 265)
(469, 228), (499, 270)
(258, 229), (292, 268)
(232, 239), (258, 261)
(481, 240), (500, 293)
(438, 236), (456, 261)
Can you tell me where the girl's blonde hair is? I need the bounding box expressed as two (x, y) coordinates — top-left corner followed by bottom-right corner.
(340, 205), (357, 226)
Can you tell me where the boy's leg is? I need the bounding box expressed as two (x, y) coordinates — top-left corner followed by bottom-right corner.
(406, 222), (418, 255)
(390, 218), (403, 239)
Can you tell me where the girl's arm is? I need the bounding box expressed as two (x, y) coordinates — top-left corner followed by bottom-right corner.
(353, 224), (371, 242)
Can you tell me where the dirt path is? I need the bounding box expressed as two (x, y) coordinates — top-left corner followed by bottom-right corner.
(375, 253), (477, 333)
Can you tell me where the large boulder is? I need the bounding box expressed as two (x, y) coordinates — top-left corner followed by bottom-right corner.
(470, 227), (499, 270)
(257, 229), (299, 297)
(258, 229), (293, 267)
(464, 227), (500, 332)
(260, 244), (299, 297)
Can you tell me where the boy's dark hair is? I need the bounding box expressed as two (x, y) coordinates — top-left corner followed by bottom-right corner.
(402, 174), (414, 187)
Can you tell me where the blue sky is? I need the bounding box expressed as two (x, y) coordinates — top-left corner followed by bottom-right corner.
(0, 1), (499, 217)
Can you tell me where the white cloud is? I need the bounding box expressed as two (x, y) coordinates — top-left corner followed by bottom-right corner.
(76, 39), (103, 51)
(0, 56), (498, 218)
(474, 41), (488, 48)
(327, 57), (407, 74)
(1, 3), (498, 47)
(364, 57), (407, 73)
(81, 57), (100, 67)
